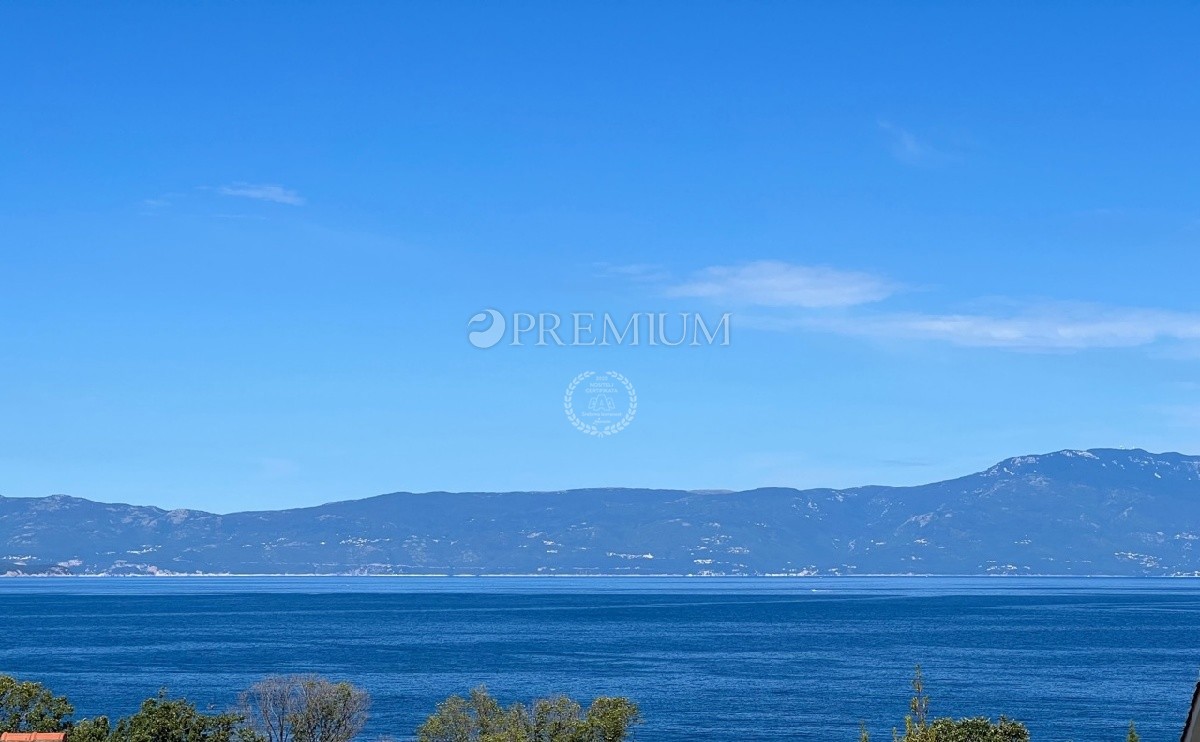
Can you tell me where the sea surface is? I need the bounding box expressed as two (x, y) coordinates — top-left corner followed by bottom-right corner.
(2, 577), (1198, 741)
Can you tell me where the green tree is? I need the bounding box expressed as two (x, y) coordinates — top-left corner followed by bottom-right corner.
(529, 697), (581, 742)
(67, 716), (112, 742)
(1127, 720), (1140, 742)
(892, 665), (930, 741)
(415, 693), (474, 742)
(0, 674), (75, 732)
(579, 697), (639, 742)
(289, 678), (369, 742)
(416, 687), (639, 742)
(918, 717), (1029, 742)
(107, 691), (259, 742)
(877, 668), (1029, 742)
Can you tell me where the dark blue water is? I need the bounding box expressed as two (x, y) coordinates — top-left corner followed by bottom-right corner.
(2, 577), (1198, 741)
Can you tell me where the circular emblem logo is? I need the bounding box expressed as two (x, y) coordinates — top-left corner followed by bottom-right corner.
(564, 371), (637, 436)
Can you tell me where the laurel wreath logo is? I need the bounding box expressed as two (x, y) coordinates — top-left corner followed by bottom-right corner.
(563, 371), (638, 437)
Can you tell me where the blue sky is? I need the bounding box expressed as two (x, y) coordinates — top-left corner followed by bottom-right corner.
(3, 2), (1200, 512)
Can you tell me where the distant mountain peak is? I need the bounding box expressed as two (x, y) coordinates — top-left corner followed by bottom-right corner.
(979, 448), (1200, 492)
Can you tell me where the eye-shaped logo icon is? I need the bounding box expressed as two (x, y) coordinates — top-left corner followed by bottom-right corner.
(468, 309), (506, 349)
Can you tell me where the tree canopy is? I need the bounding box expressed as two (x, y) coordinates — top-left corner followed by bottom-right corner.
(4, 669), (1148, 741)
(106, 691), (257, 742)
(0, 675), (75, 733)
(868, 667), (1030, 742)
(416, 687), (640, 742)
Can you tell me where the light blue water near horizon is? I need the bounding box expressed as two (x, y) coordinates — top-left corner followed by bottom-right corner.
(2, 577), (1198, 741)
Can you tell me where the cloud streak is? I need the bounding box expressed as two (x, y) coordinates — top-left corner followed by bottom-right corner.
(878, 121), (949, 166)
(654, 260), (1200, 352)
(216, 183), (305, 205)
(808, 304), (1200, 350)
(665, 260), (897, 308)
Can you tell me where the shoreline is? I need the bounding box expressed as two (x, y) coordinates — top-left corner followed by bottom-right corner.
(4, 572), (1199, 578)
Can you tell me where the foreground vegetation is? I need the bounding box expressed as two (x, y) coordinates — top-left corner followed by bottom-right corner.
(859, 668), (1139, 742)
(0, 675), (637, 742)
(415, 687), (640, 742)
(1, 670), (1143, 741)
(861, 667), (1029, 742)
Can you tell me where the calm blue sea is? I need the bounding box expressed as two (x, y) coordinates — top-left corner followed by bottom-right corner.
(2, 577), (1198, 741)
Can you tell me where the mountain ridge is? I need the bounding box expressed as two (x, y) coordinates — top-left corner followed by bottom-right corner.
(4, 447), (1199, 576)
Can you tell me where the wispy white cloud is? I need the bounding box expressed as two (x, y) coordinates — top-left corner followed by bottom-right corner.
(783, 303), (1200, 350)
(665, 260), (897, 308)
(878, 121), (949, 166)
(140, 192), (185, 210)
(216, 183), (305, 206)
(650, 259), (1200, 352)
